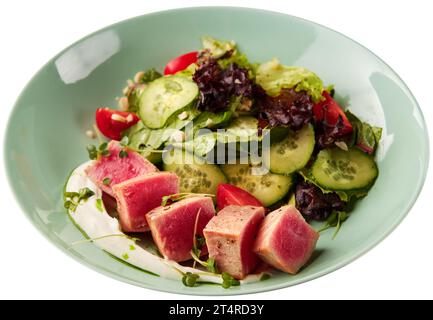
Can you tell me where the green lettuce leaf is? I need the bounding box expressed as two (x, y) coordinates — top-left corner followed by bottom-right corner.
(317, 211), (349, 239)
(201, 36), (236, 58)
(126, 68), (162, 112)
(139, 68), (162, 83)
(218, 52), (257, 78)
(125, 105), (200, 150)
(193, 110), (233, 131)
(192, 95), (244, 131)
(201, 36), (256, 77)
(346, 111), (382, 154)
(126, 90), (142, 113)
(176, 113), (261, 158)
(255, 58), (324, 102)
(175, 63), (197, 79)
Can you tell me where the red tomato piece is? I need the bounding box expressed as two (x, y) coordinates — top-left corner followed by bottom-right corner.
(95, 108), (140, 141)
(216, 184), (263, 210)
(164, 51), (198, 75)
(313, 91), (352, 135)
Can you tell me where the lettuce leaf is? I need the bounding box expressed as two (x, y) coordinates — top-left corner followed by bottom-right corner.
(125, 68), (162, 112)
(256, 59), (324, 103)
(193, 110), (233, 130)
(201, 36), (256, 77)
(175, 63), (197, 79)
(201, 36), (236, 58)
(139, 68), (162, 83)
(218, 52), (257, 78)
(346, 111), (382, 154)
(126, 89), (142, 113)
(317, 211), (349, 239)
(125, 105), (200, 150)
(176, 111), (261, 158)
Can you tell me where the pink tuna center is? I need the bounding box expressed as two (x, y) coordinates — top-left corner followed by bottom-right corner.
(274, 215), (311, 260)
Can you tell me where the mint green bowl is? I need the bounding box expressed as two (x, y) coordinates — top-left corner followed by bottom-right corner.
(4, 7), (429, 295)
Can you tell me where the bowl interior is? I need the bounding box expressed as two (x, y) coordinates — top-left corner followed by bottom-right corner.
(5, 7), (429, 295)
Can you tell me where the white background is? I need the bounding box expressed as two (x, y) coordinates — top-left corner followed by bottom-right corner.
(0, 0), (432, 300)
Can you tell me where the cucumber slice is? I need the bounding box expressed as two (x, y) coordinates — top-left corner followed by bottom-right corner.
(267, 124), (315, 175)
(163, 150), (227, 195)
(139, 76), (198, 129)
(221, 164), (293, 206)
(311, 147), (378, 190)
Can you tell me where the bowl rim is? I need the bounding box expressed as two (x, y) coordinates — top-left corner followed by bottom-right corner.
(3, 6), (430, 296)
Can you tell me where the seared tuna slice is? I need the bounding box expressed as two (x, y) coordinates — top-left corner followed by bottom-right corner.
(112, 172), (179, 232)
(253, 205), (319, 274)
(203, 205), (265, 279)
(86, 141), (157, 197)
(146, 197), (215, 262)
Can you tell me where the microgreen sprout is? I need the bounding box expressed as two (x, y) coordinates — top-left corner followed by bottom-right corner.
(118, 134), (167, 156)
(190, 251), (218, 274)
(189, 209), (219, 274)
(161, 193), (215, 207)
(191, 209), (203, 267)
(87, 141), (110, 160)
(260, 273), (271, 281)
(99, 142), (108, 150)
(86, 145), (98, 160)
(102, 177), (111, 185)
(119, 136), (129, 147)
(95, 199), (104, 212)
(221, 272), (240, 289)
(195, 235), (206, 249)
(64, 187), (95, 212)
(182, 272), (200, 287)
(119, 149), (129, 158)
(68, 234), (140, 248)
(116, 136), (130, 158)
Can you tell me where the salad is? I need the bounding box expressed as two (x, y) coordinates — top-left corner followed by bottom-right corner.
(64, 36), (381, 288)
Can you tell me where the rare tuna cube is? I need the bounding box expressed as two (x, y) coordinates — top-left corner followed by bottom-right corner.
(112, 172), (179, 233)
(146, 197), (215, 262)
(203, 205), (265, 279)
(86, 141), (157, 197)
(253, 205), (319, 274)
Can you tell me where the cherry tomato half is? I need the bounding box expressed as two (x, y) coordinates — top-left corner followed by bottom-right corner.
(95, 108), (140, 141)
(313, 91), (352, 135)
(164, 51), (198, 75)
(216, 184), (263, 210)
